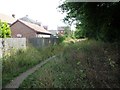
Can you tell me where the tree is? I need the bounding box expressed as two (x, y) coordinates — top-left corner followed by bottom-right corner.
(0, 20), (11, 38)
(0, 20), (11, 57)
(74, 28), (85, 39)
(64, 26), (71, 37)
(59, 2), (120, 42)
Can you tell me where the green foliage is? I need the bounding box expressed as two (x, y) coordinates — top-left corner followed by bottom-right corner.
(64, 26), (71, 37)
(2, 44), (64, 87)
(74, 28), (85, 39)
(0, 20), (11, 38)
(58, 35), (66, 43)
(20, 54), (90, 88)
(59, 2), (120, 42)
(19, 40), (120, 88)
(58, 27), (75, 43)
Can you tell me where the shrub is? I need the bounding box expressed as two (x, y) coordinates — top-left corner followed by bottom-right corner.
(20, 40), (120, 88)
(58, 35), (65, 44)
(2, 44), (65, 87)
(0, 20), (11, 38)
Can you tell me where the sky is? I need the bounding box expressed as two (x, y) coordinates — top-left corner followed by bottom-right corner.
(0, 0), (73, 30)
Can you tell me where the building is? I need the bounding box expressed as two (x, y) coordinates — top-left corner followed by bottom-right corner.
(57, 26), (71, 35)
(48, 30), (58, 36)
(0, 13), (16, 25)
(43, 26), (48, 30)
(10, 20), (52, 38)
(19, 15), (41, 26)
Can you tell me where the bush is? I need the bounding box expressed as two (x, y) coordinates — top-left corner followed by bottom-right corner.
(2, 44), (65, 87)
(62, 40), (120, 88)
(20, 40), (120, 88)
(58, 35), (66, 43)
(0, 20), (11, 38)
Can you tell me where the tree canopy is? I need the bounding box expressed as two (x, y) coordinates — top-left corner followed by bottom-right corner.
(0, 20), (11, 38)
(59, 2), (120, 42)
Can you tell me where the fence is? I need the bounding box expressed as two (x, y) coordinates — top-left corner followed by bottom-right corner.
(27, 37), (58, 47)
(0, 37), (58, 58)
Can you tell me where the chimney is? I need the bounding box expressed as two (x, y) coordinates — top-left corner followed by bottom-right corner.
(12, 14), (15, 18)
(26, 15), (28, 17)
(43, 26), (48, 30)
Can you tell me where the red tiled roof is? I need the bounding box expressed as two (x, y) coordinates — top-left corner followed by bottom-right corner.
(0, 13), (16, 24)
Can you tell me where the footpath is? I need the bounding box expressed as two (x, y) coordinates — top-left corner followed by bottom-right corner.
(4, 56), (56, 89)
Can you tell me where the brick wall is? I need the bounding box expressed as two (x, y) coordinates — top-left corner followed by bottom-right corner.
(11, 21), (36, 38)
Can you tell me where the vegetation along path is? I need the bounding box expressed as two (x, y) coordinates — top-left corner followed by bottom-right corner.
(4, 55), (56, 88)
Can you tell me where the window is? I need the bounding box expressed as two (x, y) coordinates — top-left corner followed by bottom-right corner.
(17, 34), (22, 38)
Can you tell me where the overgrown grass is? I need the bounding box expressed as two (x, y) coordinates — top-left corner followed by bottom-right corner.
(2, 44), (65, 87)
(19, 54), (90, 88)
(19, 40), (120, 88)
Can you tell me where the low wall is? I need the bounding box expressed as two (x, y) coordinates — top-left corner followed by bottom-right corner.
(0, 38), (26, 58)
(0, 37), (58, 58)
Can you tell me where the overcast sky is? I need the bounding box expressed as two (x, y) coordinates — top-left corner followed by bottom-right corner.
(0, 0), (69, 30)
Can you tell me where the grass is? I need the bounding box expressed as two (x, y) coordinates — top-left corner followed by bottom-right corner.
(19, 40), (120, 88)
(19, 55), (90, 88)
(0, 58), (2, 88)
(2, 44), (65, 87)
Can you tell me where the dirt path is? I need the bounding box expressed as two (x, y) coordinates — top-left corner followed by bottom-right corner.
(4, 56), (56, 89)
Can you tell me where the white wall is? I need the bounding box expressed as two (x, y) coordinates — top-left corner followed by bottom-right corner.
(0, 38), (26, 58)
(36, 34), (51, 38)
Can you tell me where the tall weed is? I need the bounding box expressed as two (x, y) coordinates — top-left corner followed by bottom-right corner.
(2, 44), (64, 87)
